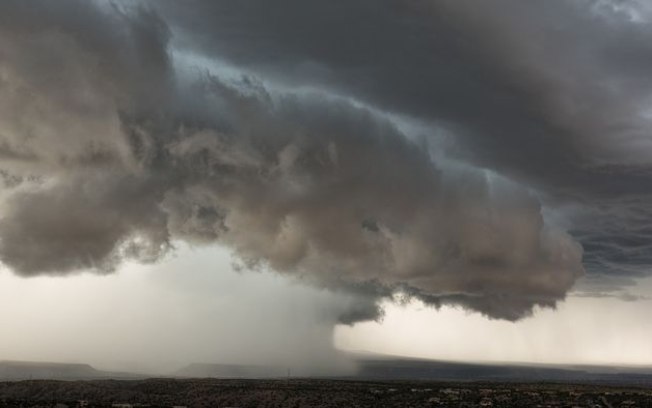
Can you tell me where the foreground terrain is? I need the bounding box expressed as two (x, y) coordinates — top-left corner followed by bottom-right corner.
(0, 379), (652, 407)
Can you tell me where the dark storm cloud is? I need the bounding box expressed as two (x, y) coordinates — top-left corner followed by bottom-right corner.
(153, 0), (652, 180)
(151, 0), (652, 288)
(154, 83), (583, 321)
(1, 0), (649, 322)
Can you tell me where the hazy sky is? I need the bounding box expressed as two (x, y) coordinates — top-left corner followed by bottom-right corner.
(2, 0), (652, 372)
(0, 245), (362, 374)
(1, 246), (651, 373)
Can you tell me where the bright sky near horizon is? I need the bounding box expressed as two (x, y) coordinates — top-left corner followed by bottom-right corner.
(1, 245), (651, 373)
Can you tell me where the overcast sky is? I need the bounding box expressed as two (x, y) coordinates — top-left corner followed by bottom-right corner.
(1, 0), (652, 372)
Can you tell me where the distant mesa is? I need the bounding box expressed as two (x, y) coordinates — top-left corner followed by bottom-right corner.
(0, 361), (142, 381)
(3, 356), (652, 385)
(0, 361), (99, 380)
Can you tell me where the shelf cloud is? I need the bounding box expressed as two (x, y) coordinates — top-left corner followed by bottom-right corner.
(1, 0), (650, 323)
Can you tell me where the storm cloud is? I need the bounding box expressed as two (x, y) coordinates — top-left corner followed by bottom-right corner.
(152, 0), (652, 291)
(1, 0), (649, 322)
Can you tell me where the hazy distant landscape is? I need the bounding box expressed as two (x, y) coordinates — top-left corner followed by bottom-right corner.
(3, 354), (652, 385)
(2, 355), (652, 407)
